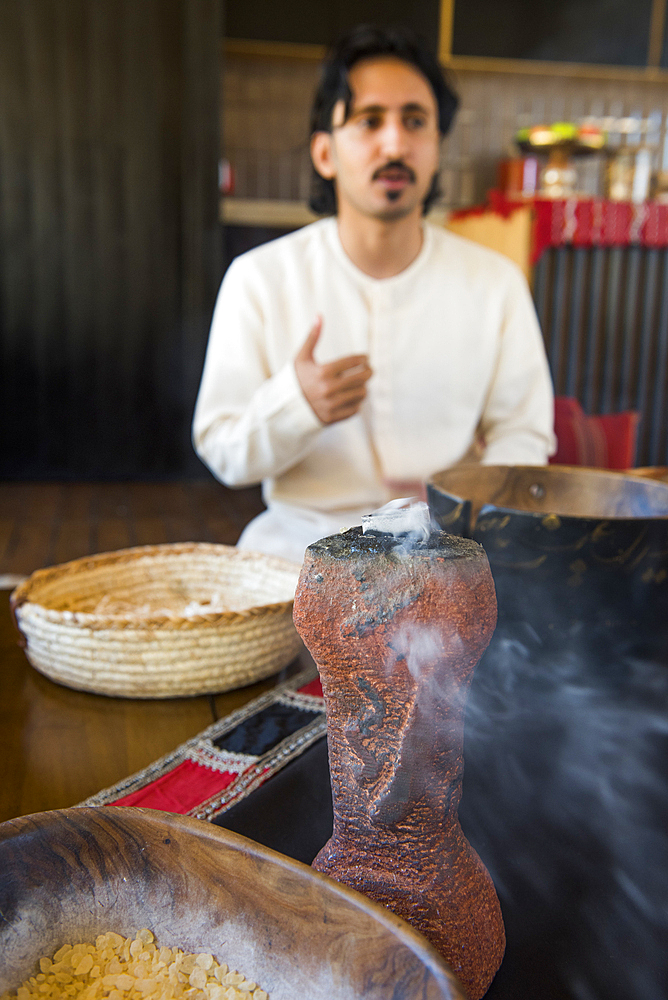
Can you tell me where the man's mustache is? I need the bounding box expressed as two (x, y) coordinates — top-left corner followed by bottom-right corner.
(372, 161), (416, 183)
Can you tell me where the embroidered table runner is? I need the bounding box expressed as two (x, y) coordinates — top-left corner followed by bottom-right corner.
(81, 668), (333, 863)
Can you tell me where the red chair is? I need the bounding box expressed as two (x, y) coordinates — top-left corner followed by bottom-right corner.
(550, 397), (640, 470)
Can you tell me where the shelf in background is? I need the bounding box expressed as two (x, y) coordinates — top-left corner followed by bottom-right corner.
(220, 198), (317, 227)
(220, 198), (448, 228)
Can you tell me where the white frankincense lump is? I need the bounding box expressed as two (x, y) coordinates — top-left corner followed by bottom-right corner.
(2, 929), (268, 1000)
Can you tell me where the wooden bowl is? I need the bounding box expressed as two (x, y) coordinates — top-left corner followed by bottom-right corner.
(0, 807), (465, 1000)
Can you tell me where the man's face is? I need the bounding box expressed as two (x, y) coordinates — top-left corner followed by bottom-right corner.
(311, 57), (441, 223)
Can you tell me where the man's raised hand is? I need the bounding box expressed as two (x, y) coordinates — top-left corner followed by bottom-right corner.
(294, 316), (372, 425)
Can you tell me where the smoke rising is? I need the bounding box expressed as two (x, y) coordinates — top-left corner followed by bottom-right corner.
(353, 500), (668, 996)
(459, 622), (668, 1000)
(362, 497), (433, 543)
(361, 498), (445, 562)
(389, 622), (469, 719)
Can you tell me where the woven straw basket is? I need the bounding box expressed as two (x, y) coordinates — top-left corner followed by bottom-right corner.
(10, 542), (303, 698)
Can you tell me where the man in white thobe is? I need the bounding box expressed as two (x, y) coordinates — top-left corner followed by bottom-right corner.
(193, 26), (555, 563)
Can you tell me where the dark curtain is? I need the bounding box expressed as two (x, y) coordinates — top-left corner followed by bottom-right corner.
(0, 0), (223, 478)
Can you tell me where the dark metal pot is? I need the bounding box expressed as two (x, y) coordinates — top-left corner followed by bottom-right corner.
(427, 468), (668, 1000)
(427, 465), (668, 662)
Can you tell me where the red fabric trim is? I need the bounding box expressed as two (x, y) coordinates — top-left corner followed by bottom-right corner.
(111, 759), (238, 813)
(199, 765), (273, 815)
(461, 192), (668, 265)
(298, 676), (323, 697)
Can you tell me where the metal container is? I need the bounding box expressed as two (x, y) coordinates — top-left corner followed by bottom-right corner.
(428, 465), (668, 661)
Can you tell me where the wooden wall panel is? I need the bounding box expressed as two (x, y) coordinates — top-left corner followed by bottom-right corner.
(0, 0), (223, 479)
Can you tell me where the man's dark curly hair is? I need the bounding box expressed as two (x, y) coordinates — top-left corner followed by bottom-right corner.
(308, 24), (459, 217)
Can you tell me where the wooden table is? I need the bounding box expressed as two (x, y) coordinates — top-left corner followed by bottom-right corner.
(0, 587), (301, 823)
(3, 600), (666, 1000)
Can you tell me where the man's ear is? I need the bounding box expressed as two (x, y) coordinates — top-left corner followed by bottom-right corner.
(310, 131), (336, 180)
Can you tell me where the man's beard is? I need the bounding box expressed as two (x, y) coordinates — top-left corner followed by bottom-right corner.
(373, 169), (440, 221)
(333, 168), (440, 220)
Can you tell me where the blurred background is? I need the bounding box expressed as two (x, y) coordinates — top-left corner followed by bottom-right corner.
(3, 0), (668, 483)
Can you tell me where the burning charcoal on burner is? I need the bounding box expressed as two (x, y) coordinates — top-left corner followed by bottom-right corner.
(293, 525), (505, 1000)
(361, 498), (433, 541)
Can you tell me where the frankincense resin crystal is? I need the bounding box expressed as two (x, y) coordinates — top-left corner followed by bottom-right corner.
(2, 929), (268, 1000)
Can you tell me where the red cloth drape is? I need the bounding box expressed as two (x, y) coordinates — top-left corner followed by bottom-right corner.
(451, 191), (668, 264)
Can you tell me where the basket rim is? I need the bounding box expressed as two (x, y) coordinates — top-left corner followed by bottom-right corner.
(10, 541), (302, 628)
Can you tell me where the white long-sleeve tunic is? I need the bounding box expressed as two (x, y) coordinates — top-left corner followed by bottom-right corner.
(193, 218), (555, 560)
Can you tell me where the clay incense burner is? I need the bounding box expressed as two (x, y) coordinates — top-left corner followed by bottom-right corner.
(292, 525), (505, 1000)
